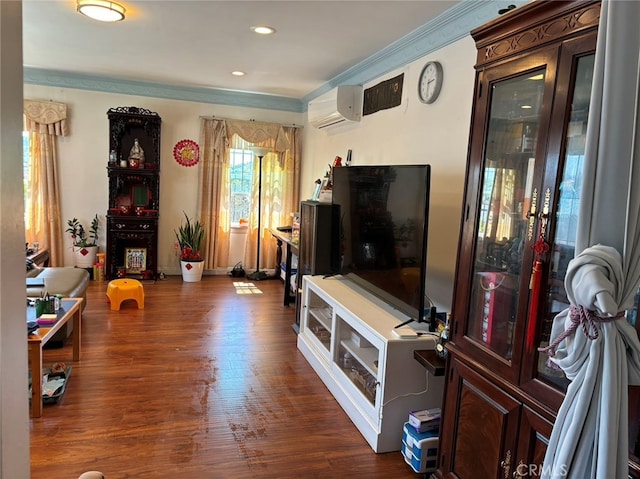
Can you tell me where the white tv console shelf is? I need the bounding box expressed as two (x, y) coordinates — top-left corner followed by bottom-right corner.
(297, 275), (444, 453)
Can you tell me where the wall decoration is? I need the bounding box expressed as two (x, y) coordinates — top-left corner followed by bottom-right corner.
(363, 73), (404, 116)
(418, 61), (443, 104)
(125, 247), (147, 274)
(173, 139), (200, 167)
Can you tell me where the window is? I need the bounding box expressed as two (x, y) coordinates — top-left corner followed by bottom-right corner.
(229, 147), (254, 224)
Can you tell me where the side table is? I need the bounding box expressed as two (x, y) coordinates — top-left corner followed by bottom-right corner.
(27, 298), (83, 417)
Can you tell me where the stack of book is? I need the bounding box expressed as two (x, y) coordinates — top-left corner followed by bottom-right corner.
(36, 313), (58, 326)
(408, 407), (441, 433)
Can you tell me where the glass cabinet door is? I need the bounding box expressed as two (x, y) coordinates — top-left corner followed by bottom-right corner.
(305, 289), (333, 358)
(466, 68), (546, 361)
(334, 314), (379, 407)
(518, 32), (598, 412)
(536, 53), (595, 391)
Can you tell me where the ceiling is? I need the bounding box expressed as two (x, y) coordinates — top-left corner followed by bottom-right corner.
(22, 1), (460, 102)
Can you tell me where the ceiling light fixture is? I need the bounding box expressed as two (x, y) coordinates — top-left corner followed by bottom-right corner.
(251, 25), (275, 35)
(77, 0), (126, 22)
(231, 71), (246, 76)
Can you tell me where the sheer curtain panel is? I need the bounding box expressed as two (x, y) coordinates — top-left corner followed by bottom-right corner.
(23, 100), (67, 266)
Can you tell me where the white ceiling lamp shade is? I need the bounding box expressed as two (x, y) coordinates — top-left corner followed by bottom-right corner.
(251, 25), (276, 35)
(77, 0), (126, 22)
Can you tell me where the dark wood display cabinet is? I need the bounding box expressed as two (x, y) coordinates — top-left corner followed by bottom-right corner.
(106, 107), (161, 280)
(433, 2), (639, 478)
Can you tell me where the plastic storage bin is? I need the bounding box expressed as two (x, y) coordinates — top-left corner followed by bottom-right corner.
(401, 422), (439, 473)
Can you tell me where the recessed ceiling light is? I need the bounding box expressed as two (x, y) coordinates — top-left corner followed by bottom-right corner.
(251, 25), (276, 35)
(231, 71), (246, 76)
(521, 105), (532, 109)
(77, 0), (126, 22)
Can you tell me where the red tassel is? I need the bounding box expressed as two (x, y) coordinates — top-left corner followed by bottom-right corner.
(527, 260), (543, 351)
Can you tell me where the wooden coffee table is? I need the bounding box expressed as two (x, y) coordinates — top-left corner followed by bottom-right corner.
(27, 297), (83, 417)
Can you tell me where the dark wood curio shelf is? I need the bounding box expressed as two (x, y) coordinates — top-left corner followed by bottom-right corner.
(106, 106), (161, 280)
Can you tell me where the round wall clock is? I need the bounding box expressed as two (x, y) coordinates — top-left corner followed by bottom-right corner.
(173, 139), (200, 167)
(418, 61), (444, 104)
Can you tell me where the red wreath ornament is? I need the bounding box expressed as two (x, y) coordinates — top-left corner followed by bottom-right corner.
(173, 139), (200, 167)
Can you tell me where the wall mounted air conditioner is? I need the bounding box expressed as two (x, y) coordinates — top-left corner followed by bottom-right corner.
(308, 85), (362, 129)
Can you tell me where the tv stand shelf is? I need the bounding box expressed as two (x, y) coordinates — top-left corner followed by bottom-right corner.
(297, 275), (444, 453)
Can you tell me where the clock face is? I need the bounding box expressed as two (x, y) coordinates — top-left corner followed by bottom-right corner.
(419, 61), (443, 104)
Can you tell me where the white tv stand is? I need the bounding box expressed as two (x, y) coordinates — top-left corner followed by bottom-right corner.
(297, 275), (444, 453)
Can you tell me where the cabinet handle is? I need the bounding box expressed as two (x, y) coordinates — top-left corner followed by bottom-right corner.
(500, 449), (511, 478)
(526, 188), (538, 241)
(526, 187), (551, 351)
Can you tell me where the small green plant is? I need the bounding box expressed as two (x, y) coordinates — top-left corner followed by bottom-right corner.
(175, 212), (205, 261)
(66, 214), (99, 247)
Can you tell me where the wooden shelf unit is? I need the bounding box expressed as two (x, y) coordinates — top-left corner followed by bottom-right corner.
(298, 275), (444, 453)
(105, 107), (161, 280)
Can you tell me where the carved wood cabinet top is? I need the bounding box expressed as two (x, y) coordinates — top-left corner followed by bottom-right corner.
(472, 0), (600, 68)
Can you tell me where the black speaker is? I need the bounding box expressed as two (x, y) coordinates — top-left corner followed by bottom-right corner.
(298, 201), (339, 276)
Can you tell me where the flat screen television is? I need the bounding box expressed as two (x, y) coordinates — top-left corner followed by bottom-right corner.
(331, 165), (431, 327)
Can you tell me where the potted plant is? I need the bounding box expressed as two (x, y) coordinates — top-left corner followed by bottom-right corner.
(66, 214), (100, 268)
(175, 212), (206, 282)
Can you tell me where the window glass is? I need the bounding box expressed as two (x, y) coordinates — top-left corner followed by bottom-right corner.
(229, 147), (253, 224)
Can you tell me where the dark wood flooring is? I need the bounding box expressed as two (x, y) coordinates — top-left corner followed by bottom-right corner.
(30, 276), (421, 479)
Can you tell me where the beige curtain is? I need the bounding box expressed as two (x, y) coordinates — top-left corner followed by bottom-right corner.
(23, 100), (67, 267)
(198, 119), (229, 269)
(198, 118), (301, 271)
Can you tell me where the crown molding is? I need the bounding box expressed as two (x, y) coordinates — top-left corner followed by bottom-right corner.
(302, 0), (529, 105)
(23, 68), (304, 113)
(24, 0), (530, 112)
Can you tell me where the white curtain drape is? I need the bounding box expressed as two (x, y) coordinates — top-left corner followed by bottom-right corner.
(541, 1), (640, 478)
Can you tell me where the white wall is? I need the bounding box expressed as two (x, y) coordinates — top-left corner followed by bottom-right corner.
(23, 84), (304, 274)
(25, 34), (477, 308)
(301, 37), (477, 311)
